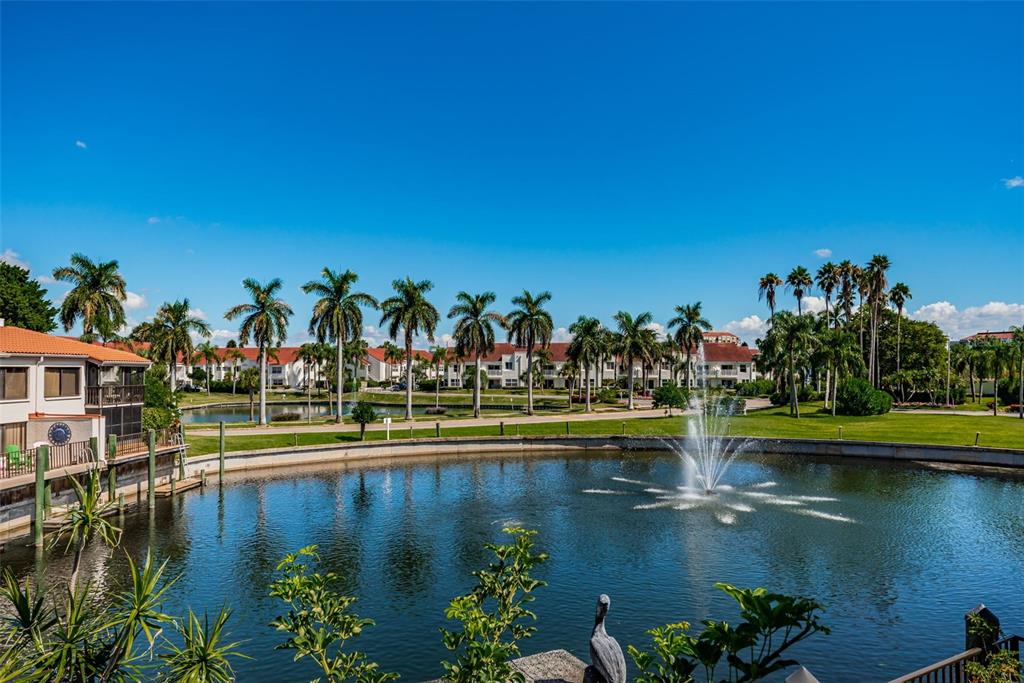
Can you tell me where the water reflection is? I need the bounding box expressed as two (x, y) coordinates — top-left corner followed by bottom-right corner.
(2, 451), (1021, 682)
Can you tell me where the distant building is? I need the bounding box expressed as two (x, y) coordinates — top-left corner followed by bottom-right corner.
(0, 322), (149, 453)
(959, 331), (1015, 344)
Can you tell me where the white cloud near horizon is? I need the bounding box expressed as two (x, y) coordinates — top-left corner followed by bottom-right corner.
(123, 291), (147, 311)
(911, 300), (1024, 339)
(147, 216), (160, 225)
(1003, 176), (1024, 189)
(552, 326), (573, 343)
(814, 248), (832, 258)
(0, 249), (29, 270)
(74, 140), (87, 149)
(723, 315), (768, 343)
(189, 307), (207, 320)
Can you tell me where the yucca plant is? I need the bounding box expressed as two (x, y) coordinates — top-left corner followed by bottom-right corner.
(51, 471), (122, 591)
(161, 606), (248, 682)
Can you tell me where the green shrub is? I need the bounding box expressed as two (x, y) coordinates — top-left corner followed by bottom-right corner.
(419, 379), (438, 392)
(736, 378), (774, 397)
(207, 379), (235, 393)
(143, 406), (179, 431)
(350, 401), (378, 439)
(596, 388), (620, 404)
(705, 396), (746, 416)
(652, 382), (687, 410)
(144, 364), (175, 409)
(835, 378), (892, 416)
(271, 412), (302, 422)
(770, 384), (819, 406)
(997, 378), (1022, 406)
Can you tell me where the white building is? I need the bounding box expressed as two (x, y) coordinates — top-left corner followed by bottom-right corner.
(0, 323), (150, 457)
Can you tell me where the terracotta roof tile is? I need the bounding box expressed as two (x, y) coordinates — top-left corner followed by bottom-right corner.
(0, 326), (149, 365)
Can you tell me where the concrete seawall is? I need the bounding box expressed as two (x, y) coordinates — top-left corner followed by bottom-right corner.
(183, 434), (1024, 479)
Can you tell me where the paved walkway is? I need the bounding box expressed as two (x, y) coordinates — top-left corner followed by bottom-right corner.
(188, 398), (772, 437)
(892, 408), (1024, 418)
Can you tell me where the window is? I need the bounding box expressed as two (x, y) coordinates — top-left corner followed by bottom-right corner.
(505, 361), (514, 370)
(722, 364), (734, 371)
(739, 364), (747, 373)
(0, 367), (28, 400)
(44, 368), (80, 398)
(504, 379), (518, 387)
(1, 422), (27, 451)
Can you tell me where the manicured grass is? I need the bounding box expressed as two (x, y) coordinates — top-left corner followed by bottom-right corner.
(185, 404), (1024, 456)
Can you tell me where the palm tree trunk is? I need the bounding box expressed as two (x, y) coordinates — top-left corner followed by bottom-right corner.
(585, 366), (591, 412)
(526, 345), (534, 415)
(831, 369), (838, 416)
(789, 350), (799, 418)
(336, 339), (344, 424)
(306, 364), (311, 424)
(1018, 353), (1023, 418)
(170, 342), (176, 391)
(435, 362), (441, 409)
(404, 335), (413, 421)
(258, 346), (267, 425)
(627, 357), (635, 410)
(473, 351), (481, 418)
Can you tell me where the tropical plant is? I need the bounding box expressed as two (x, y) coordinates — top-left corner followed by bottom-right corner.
(51, 471), (122, 591)
(668, 302), (712, 389)
(817, 328), (865, 415)
(52, 253), (127, 341)
(431, 345), (449, 408)
(614, 311), (654, 410)
(161, 606), (249, 682)
(865, 254), (891, 386)
(785, 266), (812, 316)
(652, 382), (687, 415)
(888, 281), (912, 399)
(237, 366), (261, 423)
(757, 273), (783, 323)
(568, 316), (603, 411)
(302, 268), (378, 424)
(627, 583), (829, 683)
(136, 299), (211, 391)
(815, 262), (841, 327)
(762, 311), (817, 417)
(350, 401), (378, 440)
(380, 278), (439, 420)
(440, 527), (548, 683)
(225, 278), (293, 425)
(0, 261), (58, 332)
(270, 545), (397, 683)
(449, 291), (504, 418)
(505, 291), (554, 415)
(835, 377), (892, 416)
(1013, 326), (1024, 418)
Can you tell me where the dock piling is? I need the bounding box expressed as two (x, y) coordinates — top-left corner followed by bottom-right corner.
(33, 446), (47, 547)
(147, 430), (156, 510)
(218, 421), (225, 486)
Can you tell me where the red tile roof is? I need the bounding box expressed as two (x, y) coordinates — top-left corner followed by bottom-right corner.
(700, 342), (758, 363)
(366, 347), (434, 363)
(961, 331), (1014, 342)
(191, 347), (301, 365)
(0, 326), (150, 365)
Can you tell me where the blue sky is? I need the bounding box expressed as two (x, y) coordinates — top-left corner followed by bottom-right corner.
(2, 2), (1022, 346)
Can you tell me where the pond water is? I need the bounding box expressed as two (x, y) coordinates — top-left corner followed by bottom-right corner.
(181, 401), (428, 423)
(3, 450), (1022, 681)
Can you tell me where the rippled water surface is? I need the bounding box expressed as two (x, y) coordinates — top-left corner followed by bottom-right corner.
(3, 450), (1022, 682)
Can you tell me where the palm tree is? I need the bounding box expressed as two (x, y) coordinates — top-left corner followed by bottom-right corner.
(815, 263), (841, 328)
(785, 266), (813, 315)
(1011, 326), (1024, 418)
(448, 292), (503, 418)
(381, 340), (405, 387)
(757, 273), (784, 322)
(346, 338), (370, 389)
(193, 341), (220, 395)
(865, 254), (891, 386)
(224, 347), (246, 394)
(818, 329), (865, 416)
(767, 311), (817, 417)
(302, 268), (378, 424)
(505, 290), (554, 415)
(297, 343), (320, 420)
(430, 345), (448, 408)
(379, 278), (439, 420)
(837, 260), (858, 325)
(888, 282), (912, 395)
(140, 299), (210, 391)
(224, 278), (292, 425)
(668, 302), (712, 389)
(238, 367), (260, 422)
(51, 253), (127, 341)
(613, 311), (653, 410)
(568, 316), (603, 412)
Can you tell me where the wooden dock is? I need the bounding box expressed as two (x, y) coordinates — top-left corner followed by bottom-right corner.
(43, 504), (121, 531)
(153, 477), (204, 498)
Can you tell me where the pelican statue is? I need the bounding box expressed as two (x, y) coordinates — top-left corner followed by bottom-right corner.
(589, 594), (626, 683)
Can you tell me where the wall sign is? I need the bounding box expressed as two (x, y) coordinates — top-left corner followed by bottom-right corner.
(48, 422), (73, 446)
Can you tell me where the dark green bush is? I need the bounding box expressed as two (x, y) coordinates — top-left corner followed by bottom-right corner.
(835, 378), (892, 416)
(997, 378), (1021, 405)
(770, 384), (819, 406)
(737, 378), (774, 397)
(272, 412), (302, 422)
(652, 382), (687, 410)
(596, 388), (620, 404)
(142, 406), (178, 431)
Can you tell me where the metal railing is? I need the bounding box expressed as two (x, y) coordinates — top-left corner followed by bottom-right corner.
(112, 427), (178, 459)
(85, 384), (145, 407)
(889, 635), (1021, 683)
(1, 439), (95, 480)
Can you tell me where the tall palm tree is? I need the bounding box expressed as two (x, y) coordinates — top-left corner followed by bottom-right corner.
(1011, 326), (1024, 418)
(865, 254), (891, 386)
(224, 278), (292, 425)
(302, 268), (378, 424)
(613, 311), (653, 410)
(767, 311), (817, 417)
(888, 281), (912, 387)
(757, 272), (784, 323)
(380, 278), (439, 420)
(568, 316), (602, 412)
(52, 253), (127, 341)
(297, 343), (320, 419)
(193, 341), (220, 395)
(448, 291), (504, 418)
(815, 262), (841, 328)
(505, 290), (554, 415)
(837, 260), (858, 325)
(140, 299), (210, 391)
(785, 266), (813, 315)
(818, 328), (865, 416)
(381, 340), (405, 386)
(224, 347), (246, 394)
(346, 338), (370, 388)
(668, 302), (712, 389)
(430, 345), (449, 408)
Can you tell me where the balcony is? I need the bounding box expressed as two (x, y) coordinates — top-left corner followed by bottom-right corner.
(85, 384), (145, 407)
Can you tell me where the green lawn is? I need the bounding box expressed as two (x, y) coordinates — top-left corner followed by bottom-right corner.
(185, 404), (1024, 457)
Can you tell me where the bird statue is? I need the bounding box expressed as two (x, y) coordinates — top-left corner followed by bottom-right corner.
(589, 594), (626, 683)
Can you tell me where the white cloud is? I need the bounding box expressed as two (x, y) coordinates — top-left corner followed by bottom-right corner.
(799, 296), (827, 314)
(189, 308), (207, 320)
(911, 300), (1024, 340)
(147, 216), (160, 225)
(551, 327), (572, 343)
(208, 329), (236, 342)
(814, 248), (833, 258)
(1003, 176), (1024, 189)
(0, 249), (29, 269)
(37, 274), (57, 284)
(361, 325), (390, 347)
(75, 140), (87, 149)
(123, 291), (147, 310)
(724, 315), (768, 343)
(644, 322), (667, 340)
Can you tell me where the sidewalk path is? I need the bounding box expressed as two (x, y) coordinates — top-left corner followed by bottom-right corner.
(188, 398), (772, 438)
(893, 408), (1023, 418)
